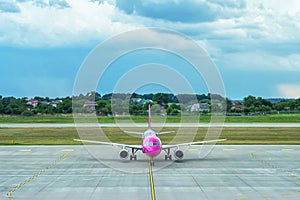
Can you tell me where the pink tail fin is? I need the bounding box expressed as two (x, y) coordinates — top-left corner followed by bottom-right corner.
(148, 104), (151, 129)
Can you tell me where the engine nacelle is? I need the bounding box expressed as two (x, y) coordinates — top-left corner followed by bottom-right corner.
(174, 149), (184, 160)
(119, 149), (129, 160)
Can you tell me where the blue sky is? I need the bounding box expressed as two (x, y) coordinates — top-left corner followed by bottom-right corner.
(0, 0), (300, 99)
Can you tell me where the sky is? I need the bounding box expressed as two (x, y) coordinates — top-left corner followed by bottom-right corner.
(0, 0), (300, 99)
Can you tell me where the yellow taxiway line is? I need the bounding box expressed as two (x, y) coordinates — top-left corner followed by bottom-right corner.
(6, 153), (68, 200)
(148, 159), (156, 200)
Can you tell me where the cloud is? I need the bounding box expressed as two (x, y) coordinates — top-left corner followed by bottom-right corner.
(115, 0), (247, 23)
(0, 0), (299, 98)
(0, 0), (299, 69)
(218, 52), (300, 71)
(0, 0), (136, 47)
(208, 0), (246, 9)
(49, 0), (70, 9)
(0, 1), (20, 13)
(277, 84), (300, 98)
(14, 0), (70, 9)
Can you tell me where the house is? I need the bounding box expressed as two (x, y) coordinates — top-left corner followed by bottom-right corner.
(27, 100), (39, 108)
(83, 101), (97, 112)
(199, 103), (209, 111)
(188, 103), (209, 112)
(50, 100), (62, 108)
(231, 101), (244, 110)
(139, 99), (153, 104)
(131, 98), (142, 103)
(131, 98), (153, 104)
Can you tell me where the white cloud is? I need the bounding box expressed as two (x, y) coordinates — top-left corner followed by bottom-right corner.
(249, 0), (300, 15)
(0, 0), (299, 72)
(1, 0), (299, 98)
(219, 52), (300, 71)
(0, 0), (138, 47)
(0, 1), (20, 13)
(277, 84), (300, 98)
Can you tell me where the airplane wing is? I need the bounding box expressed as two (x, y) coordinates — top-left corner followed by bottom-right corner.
(162, 139), (226, 150)
(73, 139), (142, 150)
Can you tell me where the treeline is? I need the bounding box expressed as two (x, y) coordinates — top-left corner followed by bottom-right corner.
(0, 96), (72, 116)
(231, 96), (300, 115)
(0, 93), (299, 116)
(72, 93), (215, 116)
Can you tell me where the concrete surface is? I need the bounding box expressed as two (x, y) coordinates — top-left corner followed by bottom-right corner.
(0, 145), (300, 200)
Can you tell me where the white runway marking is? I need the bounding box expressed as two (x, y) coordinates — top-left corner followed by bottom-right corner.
(281, 148), (294, 151)
(19, 149), (31, 152)
(223, 148), (236, 151)
(61, 149), (74, 152)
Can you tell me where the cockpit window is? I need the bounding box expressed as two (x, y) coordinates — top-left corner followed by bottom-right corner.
(153, 142), (160, 146)
(145, 142), (160, 146)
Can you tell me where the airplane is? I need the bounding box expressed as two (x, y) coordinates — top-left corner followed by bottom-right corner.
(74, 104), (226, 165)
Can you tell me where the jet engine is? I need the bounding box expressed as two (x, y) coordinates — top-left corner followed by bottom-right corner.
(174, 149), (184, 160)
(119, 149), (129, 159)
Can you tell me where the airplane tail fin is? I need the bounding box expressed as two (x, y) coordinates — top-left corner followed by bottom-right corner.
(148, 104), (151, 129)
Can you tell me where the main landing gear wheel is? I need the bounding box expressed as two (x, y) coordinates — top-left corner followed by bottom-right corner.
(130, 148), (138, 160)
(164, 148), (172, 160)
(165, 155), (172, 160)
(130, 155), (137, 160)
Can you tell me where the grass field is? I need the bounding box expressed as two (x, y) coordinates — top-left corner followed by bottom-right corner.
(1, 127), (299, 145)
(0, 113), (300, 123)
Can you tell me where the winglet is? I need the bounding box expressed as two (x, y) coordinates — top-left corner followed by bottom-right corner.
(148, 104), (151, 129)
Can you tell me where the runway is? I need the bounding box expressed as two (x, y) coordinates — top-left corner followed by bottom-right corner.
(1, 123), (300, 128)
(0, 145), (299, 200)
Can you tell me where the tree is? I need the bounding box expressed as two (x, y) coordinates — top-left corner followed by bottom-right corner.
(226, 98), (233, 113)
(243, 95), (273, 114)
(97, 100), (111, 115)
(0, 97), (26, 115)
(153, 93), (169, 106)
(176, 94), (197, 104)
(243, 95), (256, 108)
(22, 110), (34, 116)
(143, 93), (154, 101)
(0, 98), (3, 114)
(34, 103), (55, 114)
(296, 98), (300, 111)
(166, 103), (181, 115)
(129, 102), (145, 115)
(56, 98), (72, 114)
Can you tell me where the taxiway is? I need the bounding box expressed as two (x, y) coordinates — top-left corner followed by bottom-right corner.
(0, 145), (299, 200)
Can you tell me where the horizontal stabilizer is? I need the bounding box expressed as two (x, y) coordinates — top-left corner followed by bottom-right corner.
(123, 131), (144, 135)
(158, 131), (175, 135)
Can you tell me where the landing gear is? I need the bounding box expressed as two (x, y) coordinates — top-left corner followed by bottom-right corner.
(130, 148), (138, 160)
(164, 154), (172, 160)
(149, 158), (155, 166)
(164, 148), (172, 160)
(130, 154), (137, 160)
